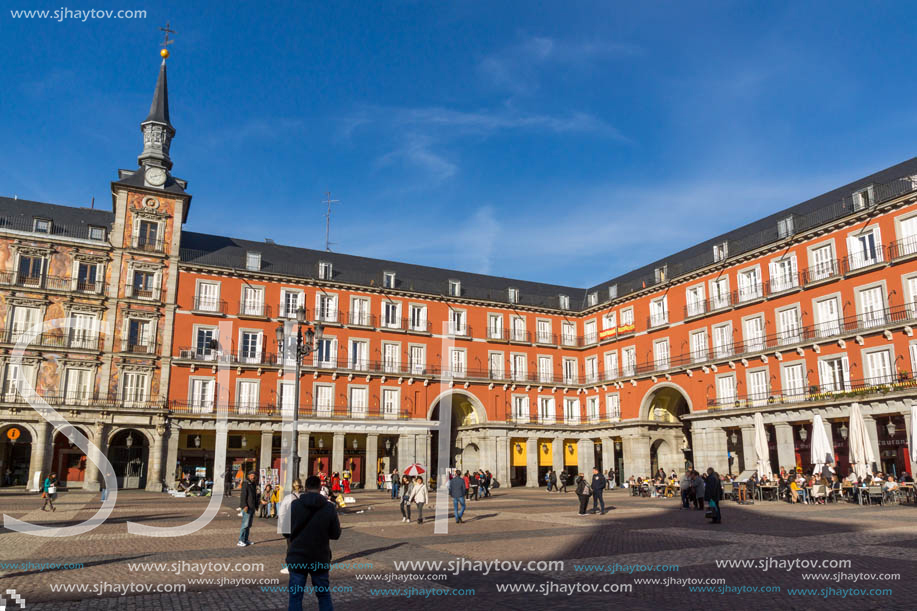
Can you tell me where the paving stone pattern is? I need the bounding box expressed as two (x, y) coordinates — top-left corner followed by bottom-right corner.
(1, 487), (915, 610)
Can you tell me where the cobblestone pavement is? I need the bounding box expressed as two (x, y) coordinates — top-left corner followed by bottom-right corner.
(1, 486), (916, 610)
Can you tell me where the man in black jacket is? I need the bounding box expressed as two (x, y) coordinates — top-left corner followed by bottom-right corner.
(287, 475), (342, 610)
(704, 468), (722, 524)
(591, 467), (607, 514)
(238, 471), (258, 546)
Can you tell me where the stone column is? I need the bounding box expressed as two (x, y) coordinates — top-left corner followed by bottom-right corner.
(164, 424), (180, 489)
(27, 421), (52, 491)
(740, 425), (756, 474)
(83, 422), (108, 491)
(481, 435), (497, 472)
(495, 436), (510, 487)
(297, 432), (310, 482)
(622, 434), (650, 479)
(145, 425), (166, 491)
(260, 431), (273, 475)
(904, 405), (917, 477)
(601, 437), (613, 475)
(332, 432), (345, 474)
(552, 437), (565, 475)
(774, 422), (795, 472)
(709, 428), (729, 475)
(365, 433), (378, 488)
(577, 438), (594, 475)
(525, 437), (538, 487)
(862, 415), (881, 474)
(401, 434), (418, 469)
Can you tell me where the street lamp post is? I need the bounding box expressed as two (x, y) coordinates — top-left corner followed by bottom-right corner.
(276, 306), (323, 490)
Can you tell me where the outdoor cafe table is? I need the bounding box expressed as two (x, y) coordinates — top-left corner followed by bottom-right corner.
(757, 484), (778, 501)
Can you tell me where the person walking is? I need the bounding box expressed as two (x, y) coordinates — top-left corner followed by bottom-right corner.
(463, 471), (471, 499)
(704, 468), (722, 524)
(390, 468), (400, 499)
(238, 471), (258, 546)
(591, 467), (607, 514)
(483, 470), (492, 497)
(558, 471), (568, 493)
(277, 478), (303, 575)
(575, 473), (591, 515)
(679, 471), (692, 509)
(449, 469), (467, 523)
(692, 470), (705, 510)
(470, 471), (480, 501)
(399, 475), (413, 522)
(549, 470), (557, 493)
(40, 472), (57, 512)
(286, 475), (341, 611)
(410, 476), (428, 524)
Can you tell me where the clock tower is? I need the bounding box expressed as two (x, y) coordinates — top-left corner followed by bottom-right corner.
(137, 56), (175, 188)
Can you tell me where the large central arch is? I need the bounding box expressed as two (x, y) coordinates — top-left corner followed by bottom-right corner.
(640, 382), (694, 472)
(427, 389), (487, 473)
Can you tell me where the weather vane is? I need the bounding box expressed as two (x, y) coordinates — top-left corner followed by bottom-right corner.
(159, 22), (176, 59)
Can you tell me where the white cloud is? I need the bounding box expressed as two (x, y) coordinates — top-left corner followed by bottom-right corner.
(375, 133), (458, 183)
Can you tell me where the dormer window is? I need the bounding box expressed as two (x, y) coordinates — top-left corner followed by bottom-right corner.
(559, 294), (570, 310)
(383, 271), (396, 289)
(853, 186), (874, 210)
(587, 292), (598, 307)
(713, 242), (728, 263)
(777, 215), (795, 239)
(448, 280), (461, 297)
(245, 251), (261, 272)
(608, 284), (618, 300)
(33, 218), (51, 234)
(318, 261), (332, 280)
(654, 265), (667, 284)
(508, 287), (519, 304)
(88, 226), (106, 241)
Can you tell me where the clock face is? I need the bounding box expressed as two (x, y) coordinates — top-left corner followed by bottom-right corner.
(145, 167), (167, 186)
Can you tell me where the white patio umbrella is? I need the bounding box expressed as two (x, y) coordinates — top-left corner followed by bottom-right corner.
(753, 412), (772, 479)
(810, 414), (834, 478)
(848, 403), (875, 480)
(911, 405), (917, 465)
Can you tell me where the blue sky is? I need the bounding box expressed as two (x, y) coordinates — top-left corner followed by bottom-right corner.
(2, 1), (916, 288)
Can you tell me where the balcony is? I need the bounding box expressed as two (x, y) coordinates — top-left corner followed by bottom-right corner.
(647, 312), (669, 328)
(581, 332), (599, 345)
(124, 341), (156, 355)
(125, 284), (162, 301)
(3, 330), (101, 351)
(168, 400), (411, 420)
(237, 301), (271, 318)
(684, 300), (707, 319)
(130, 236), (166, 254)
(534, 331), (556, 345)
(347, 311), (375, 327)
(735, 281), (765, 304)
(508, 329), (530, 343)
(889, 236), (917, 261)
(707, 372), (916, 410)
(843, 247), (886, 274)
(447, 323), (471, 338)
(802, 259), (841, 285)
(0, 390), (164, 410)
(192, 297), (227, 314)
(0, 270), (104, 294)
(768, 271), (801, 294)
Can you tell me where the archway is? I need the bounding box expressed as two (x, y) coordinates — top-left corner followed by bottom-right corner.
(428, 390), (486, 474)
(641, 383), (694, 472)
(108, 429), (149, 489)
(52, 426), (89, 486)
(0, 424), (33, 486)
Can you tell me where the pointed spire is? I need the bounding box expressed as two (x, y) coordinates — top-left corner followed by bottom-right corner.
(144, 58), (171, 127)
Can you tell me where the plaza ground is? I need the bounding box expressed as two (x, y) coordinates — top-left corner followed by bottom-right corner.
(1, 486), (916, 610)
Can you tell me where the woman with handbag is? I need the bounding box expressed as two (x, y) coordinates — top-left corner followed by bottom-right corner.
(409, 476), (428, 524)
(41, 472), (58, 512)
(399, 475), (414, 522)
(575, 473), (591, 516)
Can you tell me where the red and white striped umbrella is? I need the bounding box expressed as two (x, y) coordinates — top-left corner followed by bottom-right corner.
(403, 463), (425, 477)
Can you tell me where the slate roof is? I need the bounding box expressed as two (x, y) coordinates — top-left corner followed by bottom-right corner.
(2, 157), (917, 312)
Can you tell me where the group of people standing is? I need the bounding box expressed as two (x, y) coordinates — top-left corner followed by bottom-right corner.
(573, 468), (609, 515)
(678, 468), (723, 523)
